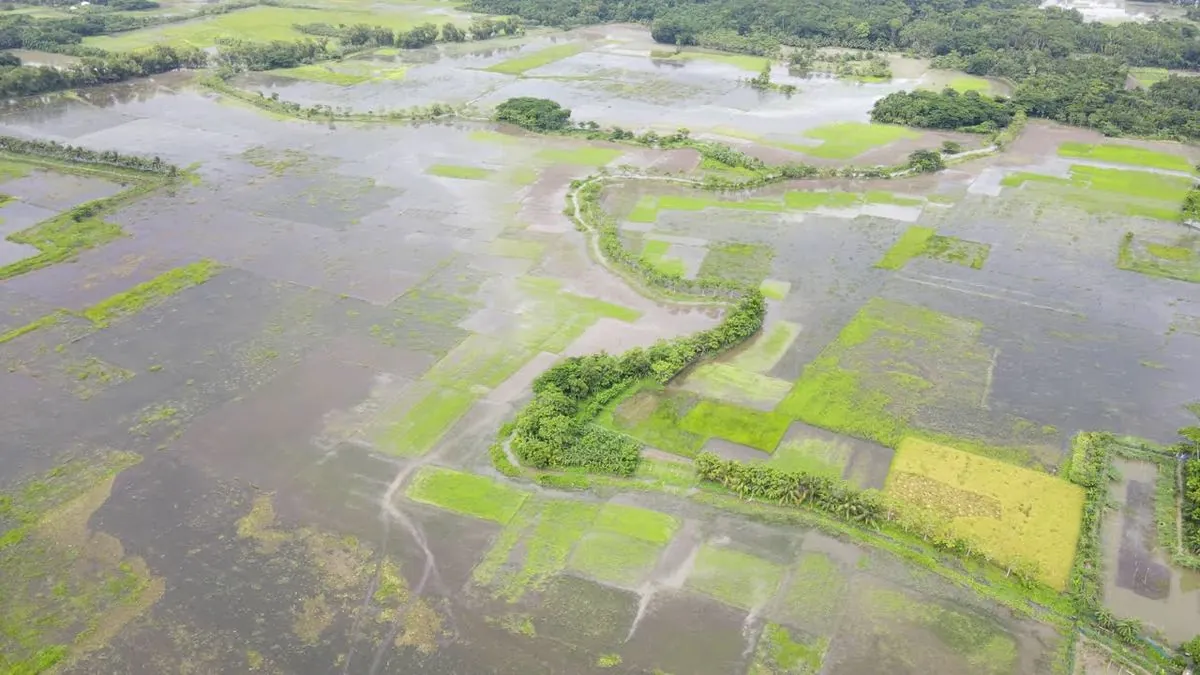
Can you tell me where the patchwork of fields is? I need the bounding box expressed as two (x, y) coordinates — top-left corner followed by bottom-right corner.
(1, 15), (1199, 675)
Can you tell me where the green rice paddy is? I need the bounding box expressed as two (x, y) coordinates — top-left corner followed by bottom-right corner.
(1057, 142), (1193, 173)
(598, 382), (706, 457)
(405, 467), (529, 523)
(1128, 67), (1169, 87)
(698, 242), (774, 286)
(567, 504), (678, 585)
(684, 363), (793, 408)
(535, 146), (622, 166)
(1118, 233), (1200, 283)
(640, 239), (685, 277)
(800, 122), (920, 160)
(427, 164), (494, 180)
(473, 499), (602, 600)
(876, 226), (936, 270)
(768, 439), (851, 480)
(685, 544), (786, 609)
(727, 321), (800, 373)
(653, 50), (769, 72)
(375, 386), (478, 457)
(1002, 165), (1193, 221)
(485, 42), (588, 75)
(759, 279), (791, 300)
(680, 400), (791, 451)
(947, 75), (992, 93)
(271, 65), (372, 86)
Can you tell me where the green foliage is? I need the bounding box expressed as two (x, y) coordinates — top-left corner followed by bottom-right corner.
(1182, 635), (1200, 665)
(0, 135), (179, 175)
(215, 37), (331, 72)
(876, 226), (935, 270)
(872, 89), (1012, 131)
(494, 97), (572, 132)
(696, 452), (886, 526)
(486, 42), (585, 75)
(1183, 430), (1200, 554)
(511, 291), (765, 475)
(907, 149), (945, 174)
(81, 260), (221, 328)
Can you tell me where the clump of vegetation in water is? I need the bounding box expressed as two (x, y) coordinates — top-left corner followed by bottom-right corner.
(494, 97), (573, 132)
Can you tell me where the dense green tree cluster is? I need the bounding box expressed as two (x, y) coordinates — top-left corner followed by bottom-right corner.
(872, 89), (1012, 130)
(0, 134), (179, 175)
(511, 290), (765, 475)
(494, 96), (572, 131)
(214, 38), (329, 72)
(873, 53), (1200, 139)
(906, 149), (944, 173)
(0, 44), (204, 98)
(468, 0), (1200, 70)
(1184, 427), (1200, 554)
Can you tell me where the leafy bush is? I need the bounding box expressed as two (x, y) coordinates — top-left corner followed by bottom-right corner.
(494, 97), (572, 132)
(907, 149), (944, 173)
(1183, 427), (1200, 553)
(695, 452), (886, 526)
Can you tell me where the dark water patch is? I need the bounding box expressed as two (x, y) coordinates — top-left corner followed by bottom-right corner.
(1115, 480), (1171, 599)
(532, 574), (639, 652)
(702, 437), (771, 462)
(0, 199), (60, 238)
(0, 284), (58, 333)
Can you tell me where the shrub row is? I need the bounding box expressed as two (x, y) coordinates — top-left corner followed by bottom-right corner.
(0, 135), (178, 175)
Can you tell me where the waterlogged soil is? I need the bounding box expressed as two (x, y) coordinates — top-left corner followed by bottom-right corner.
(1100, 459), (1200, 644)
(0, 27), (1197, 674)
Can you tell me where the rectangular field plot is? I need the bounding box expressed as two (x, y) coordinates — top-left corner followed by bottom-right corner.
(876, 227), (990, 270)
(885, 438), (1084, 589)
(776, 297), (1060, 466)
(1118, 232), (1200, 284)
(405, 467), (530, 524)
(680, 400), (791, 452)
(597, 381), (706, 457)
(685, 543), (786, 610)
(1001, 165), (1192, 221)
(1057, 141), (1193, 173)
(567, 504), (679, 587)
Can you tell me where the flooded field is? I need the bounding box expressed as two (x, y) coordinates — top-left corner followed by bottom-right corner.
(1, 19), (1199, 675)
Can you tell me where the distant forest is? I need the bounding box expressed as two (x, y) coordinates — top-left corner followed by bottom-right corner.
(468, 0), (1200, 140)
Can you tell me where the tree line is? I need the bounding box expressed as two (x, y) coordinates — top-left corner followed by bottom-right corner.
(871, 69), (1200, 141)
(291, 16), (523, 49)
(0, 134), (179, 175)
(0, 44), (205, 98)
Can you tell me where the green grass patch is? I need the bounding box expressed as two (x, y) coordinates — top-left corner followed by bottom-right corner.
(0, 159), (32, 181)
(568, 531), (662, 585)
(680, 400), (791, 451)
(535, 146), (621, 167)
(1057, 141), (1193, 173)
(84, 5), (463, 50)
(427, 164), (493, 180)
(728, 321), (800, 373)
(271, 64), (369, 86)
(473, 498), (601, 600)
(485, 42), (588, 75)
(925, 235), (989, 269)
(640, 238), (685, 277)
(752, 622), (828, 674)
(376, 386), (477, 457)
(1129, 67), (1169, 87)
(759, 279), (791, 300)
(598, 380), (706, 457)
(783, 190), (860, 210)
(864, 190), (925, 207)
(1002, 165), (1192, 221)
(774, 551), (848, 633)
(81, 260), (221, 327)
(769, 439), (851, 480)
(659, 194), (783, 213)
(684, 363), (793, 408)
(655, 50), (769, 72)
(592, 503), (678, 544)
(405, 466), (529, 524)
(799, 122), (919, 160)
(1118, 233), (1200, 283)
(947, 75), (992, 93)
(698, 241), (774, 286)
(875, 226), (935, 270)
(628, 195), (659, 223)
(685, 543), (785, 609)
